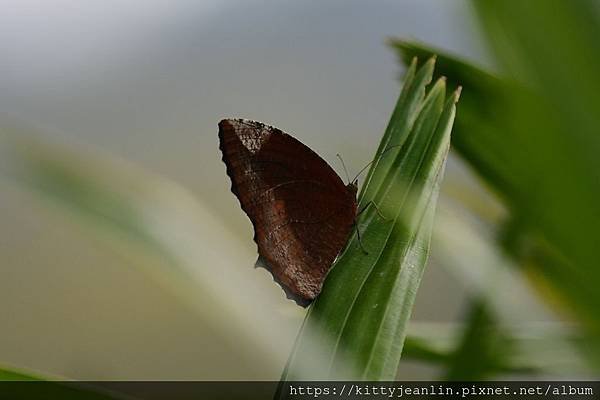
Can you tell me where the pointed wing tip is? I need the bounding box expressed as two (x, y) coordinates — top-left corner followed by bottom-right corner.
(218, 118), (236, 133)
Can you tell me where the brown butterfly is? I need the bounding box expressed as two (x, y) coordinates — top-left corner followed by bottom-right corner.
(218, 119), (358, 306)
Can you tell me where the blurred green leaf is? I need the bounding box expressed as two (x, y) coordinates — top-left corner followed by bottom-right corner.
(0, 367), (40, 381)
(470, 0), (600, 326)
(0, 384), (127, 400)
(1, 133), (304, 379)
(402, 336), (449, 365)
(443, 299), (521, 380)
(278, 58), (459, 385)
(407, 296), (577, 379)
(391, 3), (600, 359)
(0, 367), (126, 399)
(433, 203), (592, 377)
(405, 317), (589, 377)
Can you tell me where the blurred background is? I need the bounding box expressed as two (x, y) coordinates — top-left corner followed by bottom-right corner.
(1, 0), (598, 380)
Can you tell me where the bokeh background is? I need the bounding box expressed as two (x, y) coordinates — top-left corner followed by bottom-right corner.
(1, 0), (595, 380)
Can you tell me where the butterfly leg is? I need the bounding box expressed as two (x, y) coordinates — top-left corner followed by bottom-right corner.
(357, 200), (388, 221)
(353, 201), (387, 255)
(354, 222), (369, 255)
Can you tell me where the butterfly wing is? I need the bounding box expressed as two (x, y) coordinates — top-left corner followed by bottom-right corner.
(218, 119), (357, 305)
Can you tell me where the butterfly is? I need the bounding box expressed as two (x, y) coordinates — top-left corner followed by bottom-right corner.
(219, 119), (358, 306)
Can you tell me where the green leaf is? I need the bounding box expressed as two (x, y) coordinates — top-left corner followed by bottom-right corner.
(389, 39), (522, 204)
(469, 0), (600, 326)
(0, 366), (41, 381)
(402, 335), (450, 365)
(0, 133), (303, 378)
(278, 58), (459, 384)
(433, 203), (592, 376)
(443, 299), (518, 380)
(404, 319), (588, 376)
(391, 22), (600, 364)
(0, 366), (126, 399)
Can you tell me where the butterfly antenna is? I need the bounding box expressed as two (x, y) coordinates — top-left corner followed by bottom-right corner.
(351, 144), (404, 184)
(336, 153), (351, 184)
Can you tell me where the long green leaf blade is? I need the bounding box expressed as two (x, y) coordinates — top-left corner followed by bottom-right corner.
(279, 58), (459, 383)
(391, 6), (600, 361)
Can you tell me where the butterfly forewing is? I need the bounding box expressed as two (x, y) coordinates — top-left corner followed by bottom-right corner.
(218, 119), (357, 305)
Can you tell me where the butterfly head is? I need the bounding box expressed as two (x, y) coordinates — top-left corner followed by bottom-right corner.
(347, 180), (359, 196)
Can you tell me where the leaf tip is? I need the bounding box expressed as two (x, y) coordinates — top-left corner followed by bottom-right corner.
(454, 86), (463, 102)
(427, 55), (437, 64)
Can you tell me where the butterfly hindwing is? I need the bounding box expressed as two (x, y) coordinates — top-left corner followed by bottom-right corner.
(218, 119), (357, 305)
